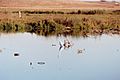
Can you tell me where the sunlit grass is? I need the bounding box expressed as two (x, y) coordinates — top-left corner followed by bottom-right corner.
(0, 9), (120, 36)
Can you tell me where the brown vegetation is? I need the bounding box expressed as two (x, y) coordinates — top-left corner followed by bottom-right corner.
(0, 10), (120, 36)
(0, 0), (120, 36)
(0, 0), (120, 10)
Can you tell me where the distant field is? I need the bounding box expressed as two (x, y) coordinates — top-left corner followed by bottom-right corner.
(0, 0), (120, 10)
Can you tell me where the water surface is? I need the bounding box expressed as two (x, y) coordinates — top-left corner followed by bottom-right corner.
(0, 33), (120, 80)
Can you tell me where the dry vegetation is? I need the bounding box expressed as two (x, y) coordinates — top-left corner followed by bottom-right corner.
(0, 0), (120, 9)
(0, 9), (120, 36)
(0, 0), (120, 36)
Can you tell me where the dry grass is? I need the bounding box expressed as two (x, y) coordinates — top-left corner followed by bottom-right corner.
(0, 12), (120, 36)
(0, 0), (120, 10)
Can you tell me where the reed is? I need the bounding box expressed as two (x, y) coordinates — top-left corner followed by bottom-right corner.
(0, 9), (120, 36)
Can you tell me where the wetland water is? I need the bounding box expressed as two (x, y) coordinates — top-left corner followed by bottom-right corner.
(0, 33), (120, 80)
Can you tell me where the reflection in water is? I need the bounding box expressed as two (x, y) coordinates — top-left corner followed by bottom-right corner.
(0, 33), (120, 80)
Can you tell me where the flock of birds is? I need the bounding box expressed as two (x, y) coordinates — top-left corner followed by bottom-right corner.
(0, 40), (120, 68)
(0, 39), (85, 67)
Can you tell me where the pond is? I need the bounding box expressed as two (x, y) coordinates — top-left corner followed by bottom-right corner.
(0, 32), (120, 80)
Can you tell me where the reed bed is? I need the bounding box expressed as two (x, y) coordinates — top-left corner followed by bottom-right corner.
(0, 9), (120, 36)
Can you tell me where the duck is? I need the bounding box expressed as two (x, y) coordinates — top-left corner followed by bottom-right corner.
(77, 49), (85, 54)
(63, 39), (72, 48)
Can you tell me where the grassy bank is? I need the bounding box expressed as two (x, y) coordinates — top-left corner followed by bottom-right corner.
(22, 9), (120, 15)
(0, 9), (120, 37)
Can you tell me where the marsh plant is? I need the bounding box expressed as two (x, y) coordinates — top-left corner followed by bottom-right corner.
(0, 9), (120, 36)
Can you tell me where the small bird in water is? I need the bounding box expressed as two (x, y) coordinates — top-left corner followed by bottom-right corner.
(14, 52), (20, 56)
(59, 39), (73, 51)
(59, 41), (63, 47)
(52, 44), (56, 46)
(63, 39), (70, 48)
(59, 41), (63, 51)
(30, 62), (32, 66)
(37, 62), (45, 65)
(77, 49), (85, 54)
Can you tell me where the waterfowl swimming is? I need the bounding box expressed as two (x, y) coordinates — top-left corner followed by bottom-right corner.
(77, 49), (85, 54)
(37, 62), (45, 65)
(78, 49), (83, 53)
(30, 62), (32, 65)
(14, 52), (20, 56)
(63, 39), (72, 48)
(59, 41), (63, 51)
(59, 39), (73, 51)
(59, 41), (63, 47)
(52, 44), (56, 46)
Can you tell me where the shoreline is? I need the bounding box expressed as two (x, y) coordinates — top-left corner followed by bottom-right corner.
(0, 11), (120, 36)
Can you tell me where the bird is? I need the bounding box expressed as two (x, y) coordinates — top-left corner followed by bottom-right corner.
(52, 44), (56, 46)
(30, 62), (32, 65)
(65, 39), (73, 48)
(59, 41), (63, 48)
(77, 49), (85, 54)
(14, 52), (20, 56)
(59, 41), (63, 51)
(78, 49), (83, 53)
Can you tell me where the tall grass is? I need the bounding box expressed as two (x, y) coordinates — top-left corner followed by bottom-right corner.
(12, 9), (120, 15)
(0, 10), (120, 36)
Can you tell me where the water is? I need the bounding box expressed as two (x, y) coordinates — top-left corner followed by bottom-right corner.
(0, 33), (120, 80)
